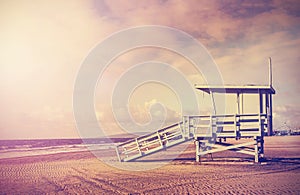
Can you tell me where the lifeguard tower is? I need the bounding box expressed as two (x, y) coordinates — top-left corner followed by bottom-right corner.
(116, 58), (275, 163)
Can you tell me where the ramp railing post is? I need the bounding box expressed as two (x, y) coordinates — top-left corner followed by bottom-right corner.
(157, 132), (163, 147)
(135, 138), (142, 155)
(115, 146), (121, 162)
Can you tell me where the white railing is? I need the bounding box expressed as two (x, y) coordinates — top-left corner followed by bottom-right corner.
(116, 122), (190, 162)
(184, 114), (267, 138)
(116, 114), (268, 162)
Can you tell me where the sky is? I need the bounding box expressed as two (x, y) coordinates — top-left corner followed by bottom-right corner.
(0, 0), (300, 139)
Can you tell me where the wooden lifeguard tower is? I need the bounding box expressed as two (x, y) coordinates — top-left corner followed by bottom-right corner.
(116, 58), (275, 163)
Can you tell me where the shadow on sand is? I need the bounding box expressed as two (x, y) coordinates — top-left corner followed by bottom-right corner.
(135, 157), (300, 165)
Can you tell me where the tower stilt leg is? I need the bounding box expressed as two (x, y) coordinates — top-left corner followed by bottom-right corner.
(196, 140), (200, 162)
(254, 137), (259, 163)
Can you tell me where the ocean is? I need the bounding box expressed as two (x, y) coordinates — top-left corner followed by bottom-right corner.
(0, 138), (128, 159)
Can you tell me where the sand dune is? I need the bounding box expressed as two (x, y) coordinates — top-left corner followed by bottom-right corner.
(0, 136), (299, 194)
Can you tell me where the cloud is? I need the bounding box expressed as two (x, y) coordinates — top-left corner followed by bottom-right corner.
(219, 0), (274, 19)
(1, 0), (299, 138)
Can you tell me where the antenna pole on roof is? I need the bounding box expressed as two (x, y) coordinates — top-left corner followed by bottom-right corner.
(268, 57), (272, 87)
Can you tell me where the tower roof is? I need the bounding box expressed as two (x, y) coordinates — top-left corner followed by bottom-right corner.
(195, 84), (275, 94)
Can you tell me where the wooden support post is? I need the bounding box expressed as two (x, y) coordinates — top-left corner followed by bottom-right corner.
(196, 139), (200, 162)
(241, 93), (244, 114)
(183, 116), (187, 136)
(268, 57), (273, 135)
(234, 114), (240, 139)
(237, 92), (240, 114)
(259, 114), (265, 158)
(210, 92), (217, 115)
(259, 91), (263, 114)
(187, 116), (190, 137)
(191, 118), (195, 136)
(210, 115), (213, 137)
(266, 93), (273, 136)
(260, 137), (264, 158)
(265, 94), (269, 115)
(269, 94), (273, 136)
(254, 137), (259, 163)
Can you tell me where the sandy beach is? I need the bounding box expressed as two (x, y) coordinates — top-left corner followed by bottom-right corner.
(0, 136), (299, 194)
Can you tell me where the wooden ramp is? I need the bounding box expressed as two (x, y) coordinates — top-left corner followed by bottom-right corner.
(116, 122), (193, 162)
(116, 114), (268, 163)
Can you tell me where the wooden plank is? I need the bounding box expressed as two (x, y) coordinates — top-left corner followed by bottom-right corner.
(239, 119), (259, 123)
(240, 133), (260, 137)
(198, 141), (256, 156)
(239, 128), (260, 131)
